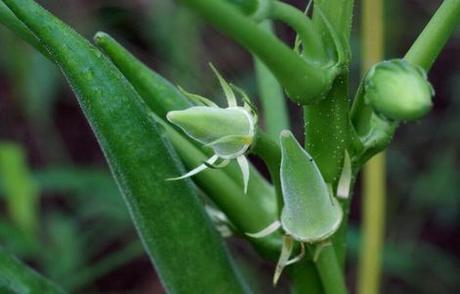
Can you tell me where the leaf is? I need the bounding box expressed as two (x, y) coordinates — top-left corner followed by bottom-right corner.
(0, 247), (64, 294)
(279, 130), (343, 243)
(0, 142), (39, 237)
(1, 0), (247, 292)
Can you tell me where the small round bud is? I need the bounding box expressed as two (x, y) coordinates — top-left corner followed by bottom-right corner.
(364, 59), (434, 121)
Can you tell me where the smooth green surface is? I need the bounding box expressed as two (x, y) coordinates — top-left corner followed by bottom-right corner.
(93, 32), (192, 119)
(167, 106), (253, 157)
(304, 74), (349, 183)
(226, 0), (259, 16)
(405, 0), (460, 70)
(0, 1), (49, 58)
(179, 0), (336, 105)
(365, 59), (433, 121)
(1, 0), (247, 292)
(268, 1), (327, 63)
(0, 247), (64, 294)
(254, 22), (289, 141)
(279, 131), (342, 243)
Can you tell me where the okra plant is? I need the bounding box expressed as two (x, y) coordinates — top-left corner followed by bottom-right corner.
(0, 0), (458, 293)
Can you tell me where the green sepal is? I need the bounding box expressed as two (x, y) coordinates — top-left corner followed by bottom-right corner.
(279, 130), (343, 243)
(167, 106), (254, 158)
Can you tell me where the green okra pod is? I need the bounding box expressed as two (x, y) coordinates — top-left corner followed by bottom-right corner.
(93, 32), (192, 119)
(1, 0), (248, 292)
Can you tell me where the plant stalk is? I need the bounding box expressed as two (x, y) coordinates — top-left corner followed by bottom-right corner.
(405, 0), (460, 70)
(254, 21), (289, 140)
(300, 0), (355, 291)
(179, 0), (335, 104)
(356, 0), (386, 293)
(358, 153), (386, 294)
(310, 243), (347, 294)
(268, 1), (327, 63)
(252, 131), (282, 217)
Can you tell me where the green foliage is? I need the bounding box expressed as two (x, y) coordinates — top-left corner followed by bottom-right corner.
(0, 247), (64, 294)
(0, 0), (458, 292)
(1, 0), (248, 292)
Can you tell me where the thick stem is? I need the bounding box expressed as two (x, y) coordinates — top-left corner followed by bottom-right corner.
(254, 21), (290, 140)
(404, 0), (460, 70)
(309, 243), (348, 294)
(179, 0), (335, 104)
(268, 1), (327, 63)
(252, 131), (282, 218)
(288, 260), (324, 294)
(301, 0), (354, 290)
(304, 74), (349, 184)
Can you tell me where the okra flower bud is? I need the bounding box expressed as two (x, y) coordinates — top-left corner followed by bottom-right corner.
(246, 130), (343, 284)
(364, 59), (434, 121)
(167, 65), (257, 193)
(279, 130), (343, 243)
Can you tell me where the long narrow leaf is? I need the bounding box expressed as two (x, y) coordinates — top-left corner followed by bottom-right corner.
(0, 247), (64, 294)
(0, 0), (248, 292)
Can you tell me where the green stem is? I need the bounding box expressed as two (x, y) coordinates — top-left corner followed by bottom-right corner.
(179, 0), (335, 104)
(404, 0), (460, 70)
(357, 0), (386, 293)
(268, 1), (327, 63)
(358, 154), (386, 294)
(160, 119), (282, 258)
(313, 0), (354, 40)
(288, 260), (324, 294)
(303, 0), (354, 286)
(303, 74), (349, 184)
(252, 131), (282, 218)
(254, 21), (289, 140)
(310, 243), (347, 294)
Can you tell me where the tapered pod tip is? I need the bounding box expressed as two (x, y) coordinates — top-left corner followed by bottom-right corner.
(93, 31), (110, 45)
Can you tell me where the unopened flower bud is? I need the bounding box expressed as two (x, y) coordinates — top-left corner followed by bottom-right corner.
(167, 106), (254, 159)
(365, 59), (434, 121)
(166, 64), (257, 193)
(279, 130), (342, 243)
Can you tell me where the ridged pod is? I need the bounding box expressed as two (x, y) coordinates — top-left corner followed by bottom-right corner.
(1, 0), (248, 292)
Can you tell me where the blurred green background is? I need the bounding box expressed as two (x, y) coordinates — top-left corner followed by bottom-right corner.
(0, 0), (459, 293)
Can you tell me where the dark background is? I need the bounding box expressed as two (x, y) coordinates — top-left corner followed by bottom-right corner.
(0, 0), (459, 292)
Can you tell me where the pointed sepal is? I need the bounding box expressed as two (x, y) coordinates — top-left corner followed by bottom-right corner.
(279, 130), (343, 243)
